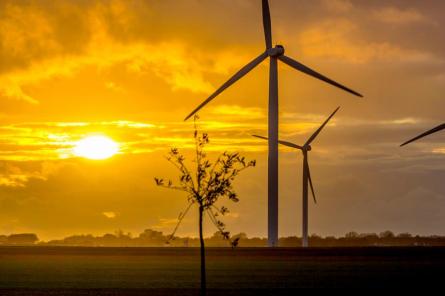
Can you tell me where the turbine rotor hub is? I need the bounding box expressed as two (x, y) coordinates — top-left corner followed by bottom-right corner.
(267, 45), (285, 57)
(304, 145), (312, 151)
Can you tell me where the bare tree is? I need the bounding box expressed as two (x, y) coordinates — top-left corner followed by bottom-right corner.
(154, 116), (255, 295)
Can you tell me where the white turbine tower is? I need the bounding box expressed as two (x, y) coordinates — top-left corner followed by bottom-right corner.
(185, 0), (362, 247)
(253, 107), (340, 247)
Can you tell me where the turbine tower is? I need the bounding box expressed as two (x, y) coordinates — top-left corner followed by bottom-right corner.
(253, 106), (340, 247)
(185, 0), (362, 247)
(400, 123), (445, 146)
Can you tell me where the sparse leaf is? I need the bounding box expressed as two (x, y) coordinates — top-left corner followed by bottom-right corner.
(229, 193), (239, 202)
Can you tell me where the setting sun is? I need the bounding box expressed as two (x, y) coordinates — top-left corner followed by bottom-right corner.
(73, 135), (119, 160)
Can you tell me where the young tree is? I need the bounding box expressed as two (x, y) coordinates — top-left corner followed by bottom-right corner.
(154, 116), (255, 295)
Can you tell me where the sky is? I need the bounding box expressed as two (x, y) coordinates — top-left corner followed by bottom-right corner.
(0, 0), (444, 240)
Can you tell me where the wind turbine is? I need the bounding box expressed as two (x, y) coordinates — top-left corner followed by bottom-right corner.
(253, 106), (340, 247)
(184, 0), (362, 247)
(400, 123), (445, 146)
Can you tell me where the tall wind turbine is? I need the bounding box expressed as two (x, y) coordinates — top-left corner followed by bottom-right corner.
(253, 107), (340, 247)
(185, 0), (362, 247)
(400, 123), (445, 146)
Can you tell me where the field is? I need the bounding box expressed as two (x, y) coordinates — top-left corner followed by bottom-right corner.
(0, 246), (444, 295)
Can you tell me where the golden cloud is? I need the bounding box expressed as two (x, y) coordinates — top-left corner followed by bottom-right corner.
(432, 147), (445, 154)
(372, 7), (431, 25)
(298, 19), (438, 64)
(322, 0), (353, 13)
(0, 0), (258, 104)
(0, 105), (349, 161)
(0, 161), (64, 187)
(208, 105), (265, 120)
(102, 211), (117, 219)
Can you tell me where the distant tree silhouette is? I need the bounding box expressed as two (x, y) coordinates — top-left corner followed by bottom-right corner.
(5, 230), (445, 247)
(6, 233), (38, 245)
(345, 231), (359, 238)
(359, 233), (378, 239)
(379, 230), (395, 239)
(155, 116), (255, 296)
(397, 232), (413, 238)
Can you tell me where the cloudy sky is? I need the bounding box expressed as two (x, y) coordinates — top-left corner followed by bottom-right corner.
(0, 0), (444, 240)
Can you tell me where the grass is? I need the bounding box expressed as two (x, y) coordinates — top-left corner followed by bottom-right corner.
(0, 246), (444, 294)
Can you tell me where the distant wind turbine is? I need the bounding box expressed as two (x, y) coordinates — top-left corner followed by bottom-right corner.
(253, 106), (340, 247)
(185, 0), (362, 247)
(400, 123), (445, 147)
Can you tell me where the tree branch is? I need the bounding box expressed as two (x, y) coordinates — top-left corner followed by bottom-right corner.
(166, 201), (194, 243)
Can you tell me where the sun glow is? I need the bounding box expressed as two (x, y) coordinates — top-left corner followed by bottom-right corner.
(73, 135), (119, 160)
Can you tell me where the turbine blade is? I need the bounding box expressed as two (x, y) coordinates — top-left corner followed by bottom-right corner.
(305, 106), (340, 146)
(400, 123), (445, 146)
(278, 55), (363, 98)
(306, 155), (317, 204)
(184, 52), (268, 121)
(252, 134), (268, 141)
(262, 0), (272, 49)
(252, 135), (303, 149)
(278, 140), (303, 150)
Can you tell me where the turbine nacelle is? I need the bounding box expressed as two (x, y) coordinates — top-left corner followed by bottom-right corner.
(267, 45), (284, 57)
(303, 145), (312, 152)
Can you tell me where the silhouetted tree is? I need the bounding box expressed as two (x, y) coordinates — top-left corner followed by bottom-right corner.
(345, 231), (359, 238)
(154, 116), (255, 296)
(379, 230), (395, 239)
(7, 233), (38, 245)
(397, 232), (412, 238)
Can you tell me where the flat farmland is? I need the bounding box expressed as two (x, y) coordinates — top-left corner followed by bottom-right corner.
(0, 246), (444, 295)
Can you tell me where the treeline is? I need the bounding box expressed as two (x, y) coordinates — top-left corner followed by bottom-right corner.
(0, 233), (39, 245)
(2, 230), (445, 247)
(281, 231), (445, 247)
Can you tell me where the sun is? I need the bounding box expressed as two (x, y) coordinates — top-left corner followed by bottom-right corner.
(73, 135), (119, 160)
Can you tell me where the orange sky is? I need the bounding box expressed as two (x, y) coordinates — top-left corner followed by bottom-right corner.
(0, 0), (444, 240)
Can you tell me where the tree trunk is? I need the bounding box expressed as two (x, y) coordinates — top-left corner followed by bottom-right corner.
(199, 204), (206, 296)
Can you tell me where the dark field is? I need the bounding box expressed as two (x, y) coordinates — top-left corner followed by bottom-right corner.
(0, 246), (444, 295)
